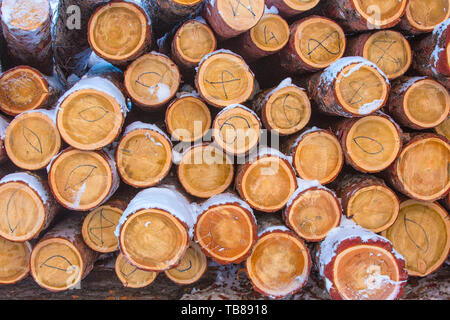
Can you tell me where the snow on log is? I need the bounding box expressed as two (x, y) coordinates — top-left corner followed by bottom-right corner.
(0, 115), (10, 165)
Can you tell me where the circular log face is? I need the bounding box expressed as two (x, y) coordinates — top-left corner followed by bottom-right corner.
(333, 245), (402, 300)
(88, 2), (149, 62)
(241, 156), (297, 212)
(196, 52), (255, 108)
(178, 145), (234, 198)
(246, 232), (309, 298)
(165, 244), (207, 284)
(115, 253), (157, 288)
(335, 63), (388, 116)
(213, 105), (261, 155)
(57, 89), (124, 150)
(250, 14), (289, 53)
(293, 130), (343, 184)
(397, 137), (450, 201)
(383, 200), (450, 276)
(363, 31), (411, 80)
(435, 116), (450, 140)
(283, 0), (320, 12)
(286, 189), (341, 241)
(120, 209), (189, 272)
(174, 20), (216, 65)
(346, 115), (401, 172)
(216, 0), (265, 32)
(174, 0), (203, 4)
(0, 67), (49, 116)
(82, 205), (123, 253)
(125, 53), (180, 108)
(294, 17), (346, 69)
(31, 238), (83, 291)
(166, 96), (212, 142)
(352, 0), (408, 28)
(0, 181), (45, 242)
(406, 0), (450, 31)
(265, 86), (311, 135)
(0, 238), (31, 284)
(116, 129), (172, 188)
(49, 149), (114, 211)
(403, 79), (450, 129)
(195, 204), (256, 264)
(1, 0), (49, 30)
(347, 185), (399, 233)
(5, 112), (61, 170)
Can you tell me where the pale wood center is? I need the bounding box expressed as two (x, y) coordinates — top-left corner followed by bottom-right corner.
(333, 245), (400, 300)
(294, 131), (343, 184)
(353, 0), (407, 27)
(0, 238), (30, 284)
(406, 0), (450, 30)
(284, 0), (320, 11)
(0, 182), (45, 241)
(435, 117), (450, 140)
(175, 21), (216, 63)
(216, 0), (265, 32)
(196, 205), (255, 262)
(383, 201), (449, 276)
(165, 244), (207, 284)
(346, 116), (400, 172)
(250, 14), (289, 52)
(348, 186), (399, 232)
(397, 138), (450, 200)
(115, 253), (157, 288)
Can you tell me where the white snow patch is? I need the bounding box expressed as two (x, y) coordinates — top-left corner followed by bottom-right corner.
(0, 172), (49, 204)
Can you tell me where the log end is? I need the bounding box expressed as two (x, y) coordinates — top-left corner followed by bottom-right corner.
(353, 0), (408, 29)
(435, 116), (450, 140)
(249, 14), (289, 54)
(0, 238), (31, 285)
(115, 253), (157, 288)
(405, 0), (450, 32)
(164, 243), (207, 285)
(1, 0), (49, 31)
(215, 0), (265, 36)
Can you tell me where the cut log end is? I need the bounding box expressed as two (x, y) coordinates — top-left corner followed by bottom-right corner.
(271, 0), (320, 17)
(215, 0), (265, 35)
(5, 111), (61, 171)
(164, 243), (207, 285)
(165, 96), (212, 142)
(363, 31), (412, 80)
(293, 17), (346, 70)
(88, 1), (151, 64)
(115, 253), (157, 288)
(383, 200), (450, 277)
(57, 88), (124, 151)
(238, 155), (297, 212)
(332, 244), (404, 300)
(196, 52), (255, 108)
(402, 79), (450, 129)
(82, 204), (124, 253)
(246, 230), (310, 298)
(48, 149), (116, 211)
(0, 181), (46, 242)
(119, 208), (190, 272)
(435, 117), (450, 140)
(347, 185), (399, 233)
(195, 203), (257, 264)
(395, 136), (450, 201)
(30, 238), (85, 292)
(172, 20), (217, 68)
(292, 130), (343, 184)
(264, 86), (311, 135)
(405, 0), (450, 32)
(125, 53), (180, 109)
(0, 66), (49, 116)
(178, 144), (234, 198)
(335, 63), (389, 116)
(250, 14), (289, 53)
(353, 0), (408, 29)
(213, 105), (261, 155)
(344, 115), (401, 173)
(285, 188), (341, 242)
(116, 128), (172, 188)
(0, 238), (31, 285)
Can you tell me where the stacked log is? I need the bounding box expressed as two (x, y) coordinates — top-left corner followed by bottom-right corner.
(316, 218), (408, 300)
(116, 122), (173, 188)
(282, 128), (344, 184)
(115, 253), (158, 288)
(266, 0), (320, 18)
(435, 116), (450, 140)
(0, 172), (59, 242)
(279, 16), (346, 74)
(398, 0), (450, 34)
(382, 200), (450, 277)
(388, 77), (449, 130)
(164, 242), (207, 285)
(4, 109), (61, 171)
(246, 214), (311, 299)
(194, 193), (257, 264)
(0, 66), (63, 116)
(0, 0), (53, 74)
(30, 214), (99, 292)
(0, 237), (31, 285)
(0, 115), (10, 164)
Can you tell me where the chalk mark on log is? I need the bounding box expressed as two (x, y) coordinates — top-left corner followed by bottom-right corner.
(23, 126), (43, 154)
(5, 189), (20, 234)
(40, 255), (73, 272)
(120, 259), (138, 278)
(88, 208), (116, 246)
(281, 94), (302, 126)
(404, 211), (430, 253)
(219, 116), (251, 144)
(372, 39), (403, 72)
(348, 82), (366, 105)
(206, 70), (241, 100)
(352, 136), (384, 155)
(307, 31), (341, 58)
(229, 0), (256, 17)
(176, 260), (193, 272)
(78, 106), (110, 123)
(64, 165), (97, 192)
(264, 26), (279, 45)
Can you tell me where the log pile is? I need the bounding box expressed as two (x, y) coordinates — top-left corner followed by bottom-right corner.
(0, 0), (448, 301)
